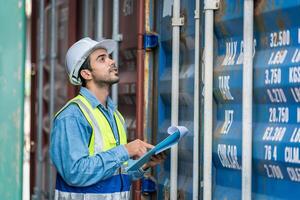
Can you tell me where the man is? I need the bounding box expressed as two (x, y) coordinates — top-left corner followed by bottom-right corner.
(50, 37), (164, 200)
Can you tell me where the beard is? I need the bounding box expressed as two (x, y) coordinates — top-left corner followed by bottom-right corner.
(93, 75), (120, 86)
(90, 66), (120, 86)
(105, 77), (120, 84)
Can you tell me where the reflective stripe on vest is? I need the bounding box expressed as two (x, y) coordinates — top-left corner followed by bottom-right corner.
(73, 95), (127, 155)
(72, 98), (104, 154)
(54, 95), (130, 199)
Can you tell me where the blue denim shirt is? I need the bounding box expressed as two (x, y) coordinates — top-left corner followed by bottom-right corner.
(50, 87), (143, 187)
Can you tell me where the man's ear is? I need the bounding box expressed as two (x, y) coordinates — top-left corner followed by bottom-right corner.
(80, 69), (92, 81)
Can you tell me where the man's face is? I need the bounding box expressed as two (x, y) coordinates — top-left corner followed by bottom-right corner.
(89, 48), (119, 85)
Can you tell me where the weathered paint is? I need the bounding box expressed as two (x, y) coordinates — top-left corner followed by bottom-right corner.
(0, 1), (26, 199)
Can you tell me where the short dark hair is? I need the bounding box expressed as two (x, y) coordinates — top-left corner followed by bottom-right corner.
(79, 56), (92, 87)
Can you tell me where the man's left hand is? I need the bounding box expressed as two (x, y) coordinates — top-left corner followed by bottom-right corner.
(142, 152), (166, 171)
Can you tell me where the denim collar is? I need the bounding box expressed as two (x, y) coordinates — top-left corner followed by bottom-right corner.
(79, 87), (117, 112)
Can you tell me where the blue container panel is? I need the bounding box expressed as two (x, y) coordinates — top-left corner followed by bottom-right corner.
(213, 0), (300, 199)
(156, 0), (195, 199)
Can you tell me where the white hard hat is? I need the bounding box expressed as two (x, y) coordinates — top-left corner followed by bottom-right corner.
(65, 37), (117, 85)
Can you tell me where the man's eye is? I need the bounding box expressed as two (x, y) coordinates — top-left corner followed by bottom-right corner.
(99, 57), (105, 62)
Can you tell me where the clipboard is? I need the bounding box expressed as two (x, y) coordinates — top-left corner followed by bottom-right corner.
(126, 126), (189, 172)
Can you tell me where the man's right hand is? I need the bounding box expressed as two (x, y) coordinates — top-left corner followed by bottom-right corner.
(124, 139), (154, 158)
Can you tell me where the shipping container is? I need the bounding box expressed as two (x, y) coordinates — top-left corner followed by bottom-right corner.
(0, 1), (26, 199)
(29, 1), (79, 199)
(212, 0), (300, 199)
(152, 0), (300, 199)
(154, 0), (196, 199)
(22, 0), (300, 200)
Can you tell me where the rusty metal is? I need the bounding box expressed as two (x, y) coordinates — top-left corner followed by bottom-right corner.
(118, 0), (138, 141)
(103, 0), (113, 38)
(133, 0), (145, 199)
(67, 0), (79, 97)
(48, 0), (57, 198)
(148, 0), (159, 199)
(32, 0), (46, 198)
(30, 0), (38, 197)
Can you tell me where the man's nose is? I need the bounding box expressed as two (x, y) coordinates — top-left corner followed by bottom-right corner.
(109, 58), (118, 68)
(109, 57), (115, 65)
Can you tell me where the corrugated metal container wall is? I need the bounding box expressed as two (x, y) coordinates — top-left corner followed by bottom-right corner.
(118, 0), (138, 142)
(155, 1), (195, 199)
(213, 0), (300, 199)
(0, 1), (26, 199)
(30, 0), (79, 198)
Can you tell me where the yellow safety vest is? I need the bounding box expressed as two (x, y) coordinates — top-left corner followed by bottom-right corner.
(71, 95), (127, 155)
(54, 95), (131, 200)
